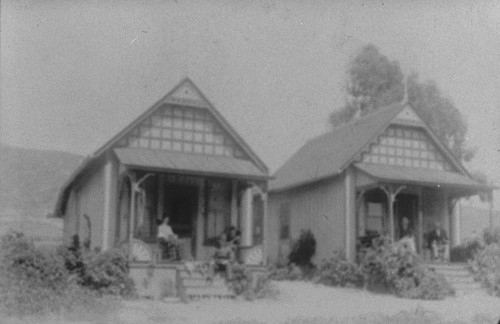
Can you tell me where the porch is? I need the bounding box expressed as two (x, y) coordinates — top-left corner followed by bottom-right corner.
(115, 170), (267, 266)
(354, 163), (487, 260)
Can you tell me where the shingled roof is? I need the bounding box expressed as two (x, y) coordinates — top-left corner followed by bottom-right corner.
(269, 102), (483, 192)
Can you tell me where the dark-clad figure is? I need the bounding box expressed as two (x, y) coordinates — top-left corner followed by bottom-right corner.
(428, 221), (448, 262)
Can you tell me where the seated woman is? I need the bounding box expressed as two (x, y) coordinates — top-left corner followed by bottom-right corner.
(212, 233), (235, 279)
(398, 217), (416, 254)
(157, 217), (179, 260)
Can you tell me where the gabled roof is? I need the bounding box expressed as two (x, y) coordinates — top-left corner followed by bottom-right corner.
(54, 78), (269, 216)
(269, 102), (480, 192)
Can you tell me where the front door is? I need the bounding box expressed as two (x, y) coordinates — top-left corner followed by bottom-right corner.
(394, 194), (419, 251)
(164, 185), (198, 259)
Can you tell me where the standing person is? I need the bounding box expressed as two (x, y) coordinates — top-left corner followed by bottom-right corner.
(399, 217), (416, 253)
(428, 221), (448, 261)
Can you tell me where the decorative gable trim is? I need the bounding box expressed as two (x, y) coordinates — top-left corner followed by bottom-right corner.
(392, 104), (425, 127)
(92, 78), (268, 173)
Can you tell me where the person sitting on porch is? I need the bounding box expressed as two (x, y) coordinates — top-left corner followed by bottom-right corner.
(157, 217), (179, 260)
(212, 232), (235, 279)
(398, 217), (416, 253)
(428, 221), (448, 262)
(226, 226), (241, 249)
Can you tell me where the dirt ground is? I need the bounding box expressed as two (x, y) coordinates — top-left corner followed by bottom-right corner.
(115, 281), (500, 324)
(5, 281), (499, 324)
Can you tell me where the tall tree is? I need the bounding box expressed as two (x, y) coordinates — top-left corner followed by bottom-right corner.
(330, 44), (475, 162)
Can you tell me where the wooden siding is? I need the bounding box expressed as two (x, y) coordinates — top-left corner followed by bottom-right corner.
(63, 164), (105, 250)
(267, 176), (346, 264)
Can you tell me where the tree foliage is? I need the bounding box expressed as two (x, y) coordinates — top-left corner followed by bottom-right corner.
(330, 44), (475, 162)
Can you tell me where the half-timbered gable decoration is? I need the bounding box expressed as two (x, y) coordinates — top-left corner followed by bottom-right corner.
(361, 125), (454, 172)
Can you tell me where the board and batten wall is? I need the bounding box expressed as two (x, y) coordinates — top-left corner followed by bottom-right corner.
(62, 163), (105, 251)
(267, 174), (346, 264)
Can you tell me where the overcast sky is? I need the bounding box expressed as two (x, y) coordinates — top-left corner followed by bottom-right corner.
(1, 0), (499, 204)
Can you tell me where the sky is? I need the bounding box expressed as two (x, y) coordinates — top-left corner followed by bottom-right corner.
(1, 0), (500, 206)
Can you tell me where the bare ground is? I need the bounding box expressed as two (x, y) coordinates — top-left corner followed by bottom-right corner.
(5, 281), (500, 324)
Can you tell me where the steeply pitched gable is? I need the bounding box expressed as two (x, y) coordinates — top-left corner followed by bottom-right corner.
(270, 102), (476, 192)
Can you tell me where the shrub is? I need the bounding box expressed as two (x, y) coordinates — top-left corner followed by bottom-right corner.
(288, 230), (316, 268)
(469, 243), (500, 296)
(316, 252), (364, 288)
(0, 232), (71, 316)
(449, 239), (481, 263)
(483, 227), (500, 245)
(227, 264), (278, 300)
(81, 248), (135, 297)
(359, 236), (453, 299)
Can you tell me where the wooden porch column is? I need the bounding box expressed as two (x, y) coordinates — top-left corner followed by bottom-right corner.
(381, 185), (406, 241)
(156, 174), (165, 223)
(102, 159), (113, 250)
(230, 180), (238, 227)
(417, 187), (424, 253)
(450, 198), (460, 247)
(240, 187), (253, 247)
(261, 191), (268, 264)
(127, 172), (153, 261)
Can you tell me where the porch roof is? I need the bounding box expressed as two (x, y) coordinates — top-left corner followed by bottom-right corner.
(355, 163), (486, 191)
(114, 148), (270, 180)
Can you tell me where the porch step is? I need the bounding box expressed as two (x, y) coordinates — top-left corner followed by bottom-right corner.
(177, 268), (235, 302)
(426, 262), (485, 296)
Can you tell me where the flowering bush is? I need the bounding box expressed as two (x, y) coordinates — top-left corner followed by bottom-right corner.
(227, 264), (278, 300)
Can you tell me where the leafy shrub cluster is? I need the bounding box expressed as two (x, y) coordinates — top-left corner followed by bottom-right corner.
(449, 239), (481, 263)
(0, 232), (133, 317)
(359, 236), (453, 299)
(271, 231), (453, 300)
(469, 242), (500, 297)
(58, 235), (135, 297)
(227, 264), (278, 300)
(288, 230), (316, 269)
(316, 252), (364, 288)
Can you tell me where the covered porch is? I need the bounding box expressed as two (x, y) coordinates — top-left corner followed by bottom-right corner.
(354, 163), (488, 259)
(115, 167), (268, 266)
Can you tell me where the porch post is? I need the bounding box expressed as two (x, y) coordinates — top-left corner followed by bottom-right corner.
(417, 187), (424, 253)
(102, 159), (113, 250)
(450, 198), (460, 246)
(381, 185), (406, 242)
(231, 180), (238, 227)
(240, 187), (253, 247)
(127, 173), (136, 261)
(344, 168), (356, 262)
(157, 174), (165, 223)
(262, 191), (268, 264)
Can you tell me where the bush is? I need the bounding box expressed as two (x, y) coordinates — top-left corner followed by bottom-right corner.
(316, 252), (364, 288)
(227, 264), (278, 300)
(483, 227), (500, 245)
(0, 232), (70, 316)
(449, 239), (481, 263)
(469, 243), (500, 296)
(288, 230), (316, 268)
(81, 248), (135, 297)
(0, 231), (133, 317)
(359, 236), (453, 299)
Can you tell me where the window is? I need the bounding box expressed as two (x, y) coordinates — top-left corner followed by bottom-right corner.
(279, 202), (290, 240)
(366, 202), (383, 235)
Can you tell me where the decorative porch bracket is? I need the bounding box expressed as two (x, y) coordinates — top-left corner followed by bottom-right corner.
(380, 184), (406, 241)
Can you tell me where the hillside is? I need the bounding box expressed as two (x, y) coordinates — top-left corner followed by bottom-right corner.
(0, 144), (83, 239)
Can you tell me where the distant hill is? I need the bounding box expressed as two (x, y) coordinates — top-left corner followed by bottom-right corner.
(0, 144), (83, 239)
